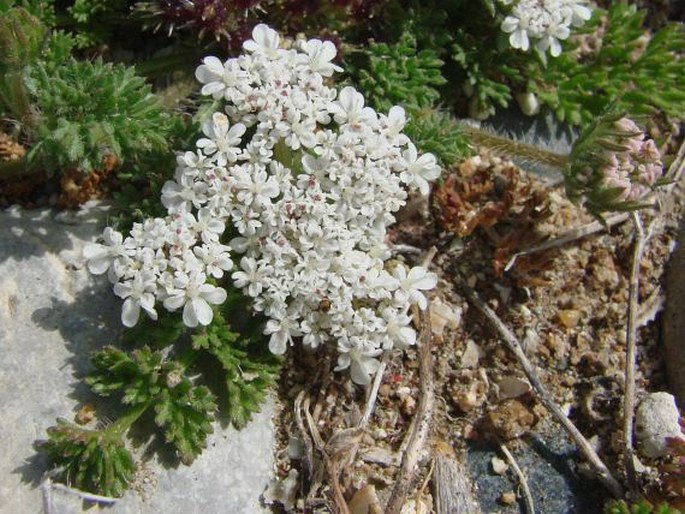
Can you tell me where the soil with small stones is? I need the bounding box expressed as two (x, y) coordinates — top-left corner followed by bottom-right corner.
(267, 138), (685, 513)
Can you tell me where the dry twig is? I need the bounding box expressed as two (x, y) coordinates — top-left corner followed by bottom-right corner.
(294, 390), (319, 499)
(360, 352), (390, 429)
(498, 441), (535, 514)
(622, 212), (647, 492)
(456, 275), (624, 498)
(431, 447), (480, 514)
(620, 138), (684, 490)
(504, 212), (629, 272)
(42, 476), (117, 514)
(385, 301), (435, 513)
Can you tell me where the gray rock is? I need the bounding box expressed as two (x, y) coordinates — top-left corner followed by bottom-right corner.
(466, 416), (607, 514)
(635, 392), (684, 459)
(0, 202), (275, 514)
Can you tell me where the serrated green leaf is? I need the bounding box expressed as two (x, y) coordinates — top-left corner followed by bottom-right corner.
(39, 419), (136, 497)
(153, 385), (216, 464)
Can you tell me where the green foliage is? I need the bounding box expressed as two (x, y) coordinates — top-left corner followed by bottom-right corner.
(0, 0), (56, 25)
(348, 28), (471, 166)
(451, 35), (516, 119)
(192, 309), (280, 429)
(532, 4), (685, 126)
(111, 110), (203, 228)
(153, 374), (216, 464)
(354, 30), (446, 112)
(0, 6), (45, 73)
(403, 107), (472, 166)
(605, 499), (682, 514)
(67, 0), (133, 48)
(24, 58), (171, 174)
(121, 309), (187, 348)
(87, 346), (164, 405)
(38, 419), (136, 497)
(0, 7), (45, 120)
(87, 345), (217, 463)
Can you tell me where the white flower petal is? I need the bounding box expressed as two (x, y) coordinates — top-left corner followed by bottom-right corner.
(121, 298), (141, 327)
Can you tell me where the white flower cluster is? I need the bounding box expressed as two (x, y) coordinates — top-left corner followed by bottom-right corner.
(84, 24), (441, 385)
(498, 0), (592, 57)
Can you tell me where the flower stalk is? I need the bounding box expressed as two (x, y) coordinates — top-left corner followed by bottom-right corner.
(459, 123), (571, 169)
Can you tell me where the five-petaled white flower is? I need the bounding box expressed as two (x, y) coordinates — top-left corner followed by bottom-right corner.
(243, 24), (282, 60)
(163, 270), (227, 327)
(400, 143), (442, 195)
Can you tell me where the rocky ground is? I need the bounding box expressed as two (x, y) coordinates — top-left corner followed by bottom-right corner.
(265, 140), (685, 513)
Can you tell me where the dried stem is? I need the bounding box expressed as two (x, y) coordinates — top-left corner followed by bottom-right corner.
(498, 441), (535, 514)
(42, 476), (117, 514)
(294, 390), (318, 498)
(456, 276), (624, 498)
(622, 212), (647, 492)
(360, 352), (390, 429)
(385, 302), (435, 514)
(505, 212), (630, 272)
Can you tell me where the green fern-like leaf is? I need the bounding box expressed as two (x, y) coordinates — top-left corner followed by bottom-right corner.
(193, 309), (279, 429)
(87, 346), (164, 405)
(354, 30), (446, 113)
(38, 419), (136, 497)
(24, 57), (170, 174)
(87, 345), (218, 464)
(403, 107), (472, 166)
(153, 383), (216, 464)
(534, 4), (685, 126)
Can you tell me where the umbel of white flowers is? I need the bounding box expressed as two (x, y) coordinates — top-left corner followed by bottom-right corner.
(84, 24), (441, 385)
(499, 0), (592, 57)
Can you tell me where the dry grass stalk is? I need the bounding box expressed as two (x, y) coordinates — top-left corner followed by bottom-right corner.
(456, 275), (624, 498)
(498, 440), (535, 514)
(385, 302), (436, 514)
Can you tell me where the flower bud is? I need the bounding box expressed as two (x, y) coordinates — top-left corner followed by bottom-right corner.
(565, 114), (663, 216)
(515, 91), (540, 116)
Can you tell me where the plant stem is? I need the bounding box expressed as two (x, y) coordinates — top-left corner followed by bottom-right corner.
(456, 275), (624, 498)
(106, 402), (150, 439)
(622, 211), (646, 493)
(459, 123), (570, 169)
(385, 299), (435, 513)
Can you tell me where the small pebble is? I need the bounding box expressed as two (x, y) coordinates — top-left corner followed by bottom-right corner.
(635, 391), (684, 458)
(558, 309), (581, 328)
(500, 491), (517, 505)
(491, 456), (508, 475)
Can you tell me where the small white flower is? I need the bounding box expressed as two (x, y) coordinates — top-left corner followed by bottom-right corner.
(399, 143), (442, 195)
(195, 56), (250, 100)
(392, 265), (437, 310)
(193, 243), (233, 278)
(502, 14), (531, 51)
(243, 24), (282, 60)
(329, 86), (377, 127)
(197, 112), (246, 165)
(162, 270), (227, 327)
(264, 314), (302, 355)
(302, 39), (342, 77)
(335, 338), (383, 385)
(500, 0), (591, 57)
(113, 272), (158, 327)
(83, 227), (129, 275)
(232, 256), (273, 297)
